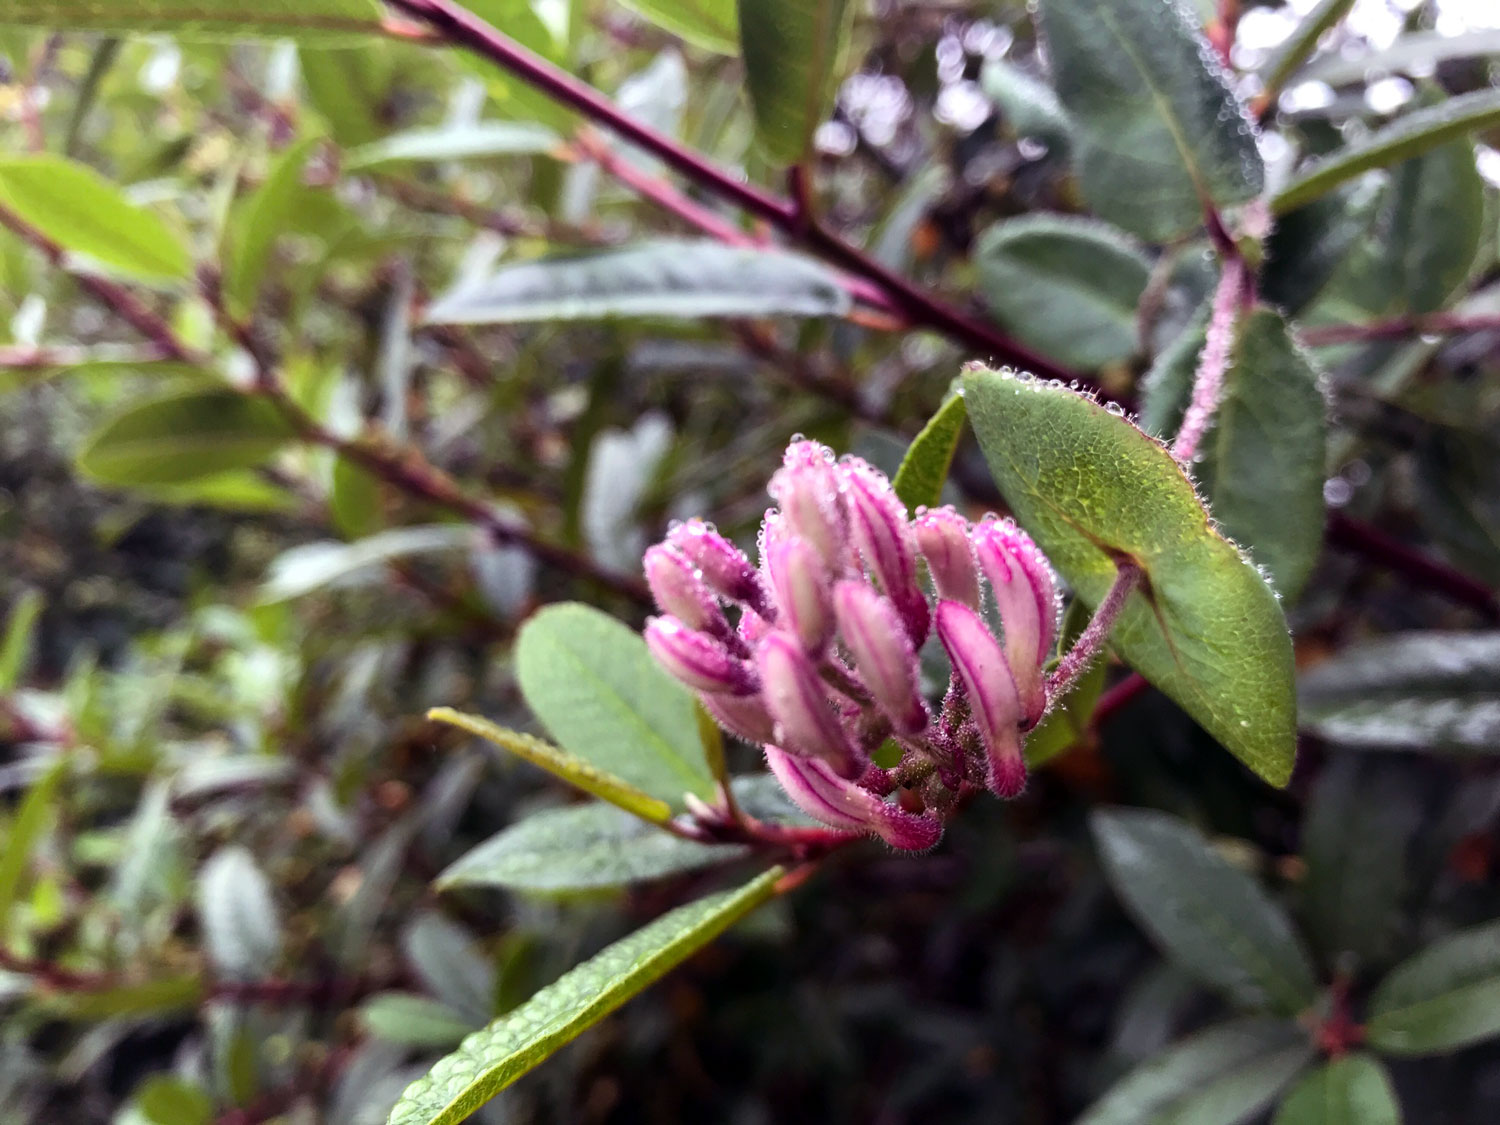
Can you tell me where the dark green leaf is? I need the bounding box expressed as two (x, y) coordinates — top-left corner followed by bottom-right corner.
(0, 155), (190, 281)
(330, 455), (383, 538)
(514, 603), (718, 806)
(1261, 182), (1381, 315)
(891, 390), (966, 512)
(1139, 302), (1210, 439)
(1298, 632), (1500, 754)
(41, 975), (203, 1020)
(1257, 0), (1357, 103)
(223, 137), (317, 319)
(438, 802), (745, 893)
(738, 0), (852, 164)
(1380, 138), (1484, 315)
(962, 369), (1297, 785)
(345, 122), (562, 169)
(0, 0), (381, 42)
(361, 993), (480, 1050)
(981, 57), (1072, 146)
(424, 240), (850, 325)
(1092, 808), (1319, 1014)
(403, 913), (495, 1025)
(0, 587), (43, 693)
(1035, 0), (1264, 241)
(386, 866), (783, 1125)
(77, 389), (296, 486)
(1368, 919), (1500, 1055)
(1273, 1054), (1401, 1125)
(975, 215), (1151, 370)
(618, 0), (737, 54)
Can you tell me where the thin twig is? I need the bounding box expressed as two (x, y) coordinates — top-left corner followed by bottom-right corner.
(1327, 512), (1500, 622)
(1047, 564), (1143, 702)
(1300, 312), (1500, 347)
(1172, 257), (1246, 464)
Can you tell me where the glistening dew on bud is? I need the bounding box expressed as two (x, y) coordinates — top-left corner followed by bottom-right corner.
(934, 600), (1028, 799)
(768, 440), (846, 569)
(666, 518), (769, 615)
(645, 616), (758, 696)
(643, 544), (727, 637)
(972, 518), (1060, 725)
(913, 506), (981, 608)
(833, 580), (928, 735)
(757, 632), (863, 779)
(842, 458), (929, 643)
(761, 513), (835, 655)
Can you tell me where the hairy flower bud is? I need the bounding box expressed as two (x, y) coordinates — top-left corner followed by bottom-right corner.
(643, 545), (727, 637)
(767, 441), (846, 569)
(913, 506), (981, 608)
(666, 519), (768, 615)
(757, 632), (863, 778)
(833, 580), (928, 735)
(700, 691), (777, 745)
(645, 616), (758, 696)
(841, 459), (928, 643)
(934, 600), (1027, 798)
(972, 519), (1060, 725)
(761, 514), (834, 655)
(766, 747), (941, 851)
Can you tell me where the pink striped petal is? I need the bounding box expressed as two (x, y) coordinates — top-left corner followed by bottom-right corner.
(761, 514), (834, 655)
(841, 458), (929, 643)
(972, 518), (1059, 724)
(767, 441), (846, 570)
(757, 632), (863, 778)
(934, 600), (1028, 798)
(833, 580), (928, 735)
(645, 616), (758, 696)
(766, 747), (942, 851)
(913, 506), (981, 608)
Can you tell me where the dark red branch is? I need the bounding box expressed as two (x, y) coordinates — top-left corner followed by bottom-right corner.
(1327, 512), (1500, 622)
(1301, 312), (1500, 346)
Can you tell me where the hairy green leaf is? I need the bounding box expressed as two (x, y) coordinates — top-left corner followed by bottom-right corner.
(892, 391), (966, 512)
(1273, 1054), (1401, 1125)
(738, 0), (852, 164)
(1368, 919), (1500, 1055)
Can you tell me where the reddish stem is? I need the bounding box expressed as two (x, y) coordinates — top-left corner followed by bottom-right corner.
(1301, 312), (1500, 346)
(1048, 564), (1143, 701)
(1327, 512), (1500, 622)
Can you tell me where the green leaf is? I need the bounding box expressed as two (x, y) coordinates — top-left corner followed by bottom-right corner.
(1271, 89), (1500, 214)
(738, 0), (852, 165)
(1256, 0), (1357, 104)
(361, 993), (480, 1050)
(133, 470), (299, 514)
(962, 369), (1297, 785)
(1368, 919), (1500, 1055)
(981, 58), (1072, 147)
(0, 155), (189, 281)
(0, 587), (43, 693)
(345, 122), (562, 170)
(619, 0), (737, 54)
(0, 758), (65, 941)
(515, 603), (719, 806)
(134, 1075), (213, 1125)
(1198, 306), (1328, 600)
(0, 0), (383, 41)
(1025, 600), (1109, 769)
(891, 390), (966, 512)
(975, 215), (1151, 370)
(1298, 28), (1500, 88)
(1079, 1017), (1312, 1125)
(1140, 303), (1210, 439)
(41, 974), (204, 1020)
(1261, 182), (1381, 315)
(439, 802), (744, 893)
(1298, 632), (1500, 754)
(1273, 1054), (1401, 1125)
(426, 707), (674, 825)
(261, 526), (475, 602)
(1379, 138), (1484, 315)
(424, 240), (851, 325)
(196, 846), (282, 981)
(386, 866), (783, 1125)
(223, 137), (318, 319)
(1034, 0), (1264, 241)
(1092, 808), (1319, 1015)
(330, 455), (383, 538)
(403, 912), (496, 1024)
(77, 388), (296, 486)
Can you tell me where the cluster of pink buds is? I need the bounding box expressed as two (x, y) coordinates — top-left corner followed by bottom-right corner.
(643, 439), (1061, 851)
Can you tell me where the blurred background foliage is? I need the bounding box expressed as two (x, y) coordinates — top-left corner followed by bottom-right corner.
(2, 0), (1500, 1121)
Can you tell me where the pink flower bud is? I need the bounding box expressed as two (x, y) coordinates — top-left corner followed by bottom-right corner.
(699, 691), (777, 745)
(934, 600), (1028, 799)
(757, 632), (863, 778)
(739, 606), (773, 646)
(645, 616), (758, 696)
(666, 519), (769, 615)
(767, 441), (846, 570)
(841, 458), (929, 643)
(643, 545), (727, 637)
(761, 514), (834, 655)
(913, 507), (981, 608)
(766, 746), (942, 851)
(972, 519), (1060, 725)
(833, 580), (928, 735)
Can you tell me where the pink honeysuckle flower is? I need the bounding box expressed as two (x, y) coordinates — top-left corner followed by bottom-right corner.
(766, 747), (941, 851)
(913, 506), (981, 609)
(832, 580), (928, 735)
(934, 600), (1028, 798)
(643, 544), (729, 638)
(972, 517), (1060, 726)
(700, 691), (777, 746)
(757, 632), (864, 778)
(767, 440), (846, 570)
(666, 518), (769, 615)
(645, 616), (758, 696)
(761, 513), (835, 655)
(841, 457), (929, 644)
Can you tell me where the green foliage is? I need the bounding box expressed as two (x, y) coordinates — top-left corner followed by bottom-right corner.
(1368, 919), (1500, 1055)
(738, 0), (852, 164)
(619, 0), (737, 54)
(890, 389), (965, 512)
(1273, 1055), (1402, 1125)
(0, 0), (383, 41)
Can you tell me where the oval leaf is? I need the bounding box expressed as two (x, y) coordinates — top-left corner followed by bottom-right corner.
(0, 155), (189, 281)
(1367, 918), (1500, 1055)
(0, 0), (383, 42)
(975, 214), (1151, 370)
(345, 122), (562, 170)
(619, 0), (737, 54)
(962, 368), (1297, 785)
(361, 993), (480, 1050)
(78, 389), (296, 486)
(738, 0), (852, 164)
(196, 846), (282, 981)
(891, 390), (966, 512)
(1034, 0), (1264, 241)
(223, 137), (318, 318)
(1092, 808), (1319, 1015)
(386, 866), (783, 1125)
(1273, 1054), (1401, 1125)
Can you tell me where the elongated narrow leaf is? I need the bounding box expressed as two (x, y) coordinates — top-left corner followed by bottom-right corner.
(962, 370), (1297, 785)
(0, 759), (65, 940)
(0, 588), (43, 693)
(1079, 1018), (1310, 1125)
(1257, 0), (1357, 102)
(1367, 919), (1500, 1055)
(424, 240), (850, 325)
(738, 0), (852, 164)
(975, 215), (1151, 370)
(1092, 809), (1319, 1014)
(196, 847), (282, 981)
(1300, 28), (1500, 88)
(345, 122), (562, 170)
(892, 391), (966, 512)
(361, 993), (478, 1050)
(1272, 89), (1500, 214)
(78, 389), (296, 486)
(223, 137), (317, 319)
(386, 867), (783, 1125)
(1298, 632), (1500, 754)
(0, 155), (189, 281)
(261, 526), (476, 602)
(438, 802), (744, 893)
(41, 975), (204, 1020)
(0, 0), (383, 42)
(1273, 1054), (1401, 1125)
(1035, 0), (1264, 241)
(515, 603), (717, 806)
(427, 708), (674, 825)
(619, 0), (737, 54)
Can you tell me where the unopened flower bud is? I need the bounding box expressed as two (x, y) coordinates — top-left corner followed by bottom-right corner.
(913, 507), (981, 608)
(645, 616), (757, 696)
(700, 691), (777, 745)
(833, 580), (928, 735)
(934, 600), (1028, 799)
(841, 458), (928, 643)
(666, 519), (769, 615)
(757, 632), (863, 778)
(973, 519), (1060, 725)
(766, 746), (942, 851)
(643, 545), (727, 637)
(762, 514), (834, 655)
(767, 441), (846, 569)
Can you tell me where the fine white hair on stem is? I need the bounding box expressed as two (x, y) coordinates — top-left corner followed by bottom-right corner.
(1172, 257), (1247, 465)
